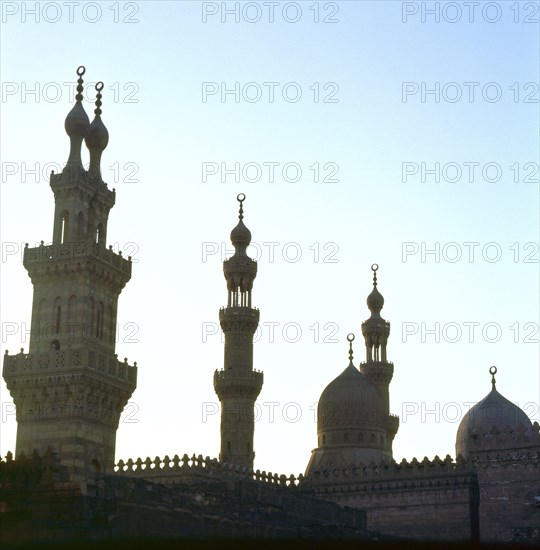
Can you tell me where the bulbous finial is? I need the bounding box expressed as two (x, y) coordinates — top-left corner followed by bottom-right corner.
(347, 333), (355, 366)
(75, 65), (85, 101)
(237, 193), (245, 221)
(372, 263), (378, 286)
(64, 66), (90, 169)
(230, 193), (252, 253)
(85, 81), (109, 181)
(367, 264), (384, 313)
(489, 366), (497, 390)
(94, 81), (103, 116)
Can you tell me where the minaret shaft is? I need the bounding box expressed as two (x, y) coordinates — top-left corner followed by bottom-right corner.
(213, 195), (262, 469)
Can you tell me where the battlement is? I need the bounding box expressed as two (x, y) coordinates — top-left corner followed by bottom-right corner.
(23, 242), (131, 278)
(305, 454), (477, 487)
(115, 453), (303, 487)
(214, 368), (263, 381)
(3, 347), (137, 385)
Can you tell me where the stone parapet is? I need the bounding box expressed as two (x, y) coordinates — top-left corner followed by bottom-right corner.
(3, 348), (137, 386)
(23, 242), (131, 282)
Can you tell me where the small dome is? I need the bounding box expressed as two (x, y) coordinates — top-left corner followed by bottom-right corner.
(456, 386), (533, 458)
(367, 285), (384, 312)
(230, 219), (252, 249)
(84, 115), (109, 152)
(318, 364), (385, 431)
(65, 101), (90, 138)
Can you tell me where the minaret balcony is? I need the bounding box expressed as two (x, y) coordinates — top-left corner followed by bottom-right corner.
(23, 242), (131, 281)
(213, 368), (264, 399)
(219, 306), (260, 333)
(3, 347), (137, 387)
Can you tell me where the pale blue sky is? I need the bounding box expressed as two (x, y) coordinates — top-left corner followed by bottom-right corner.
(1, 1), (539, 475)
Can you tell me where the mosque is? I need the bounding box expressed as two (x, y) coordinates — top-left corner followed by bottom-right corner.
(1, 68), (539, 544)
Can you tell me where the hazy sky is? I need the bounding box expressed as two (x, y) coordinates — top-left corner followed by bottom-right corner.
(1, 1), (539, 476)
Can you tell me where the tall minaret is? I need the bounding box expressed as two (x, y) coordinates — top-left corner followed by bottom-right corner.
(2, 67), (137, 481)
(360, 264), (399, 456)
(214, 194), (263, 468)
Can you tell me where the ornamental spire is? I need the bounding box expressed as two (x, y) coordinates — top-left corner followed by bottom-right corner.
(347, 333), (355, 367)
(85, 81), (109, 182)
(230, 193), (252, 255)
(366, 263), (384, 316)
(64, 66), (90, 169)
(361, 264), (390, 363)
(490, 366), (497, 390)
(223, 194), (258, 308)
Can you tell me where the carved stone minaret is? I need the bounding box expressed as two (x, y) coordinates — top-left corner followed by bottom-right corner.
(2, 67), (137, 482)
(213, 194), (263, 468)
(360, 264), (399, 456)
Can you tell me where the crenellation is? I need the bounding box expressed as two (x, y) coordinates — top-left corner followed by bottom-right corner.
(114, 452), (304, 488)
(3, 348), (137, 384)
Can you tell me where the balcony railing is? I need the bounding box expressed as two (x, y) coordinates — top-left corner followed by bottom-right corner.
(3, 348), (137, 385)
(23, 242), (131, 275)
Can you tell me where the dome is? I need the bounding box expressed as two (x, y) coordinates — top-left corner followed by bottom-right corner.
(230, 219), (252, 249)
(318, 364), (385, 431)
(65, 101), (90, 138)
(456, 385), (533, 458)
(84, 115), (109, 152)
(367, 285), (384, 312)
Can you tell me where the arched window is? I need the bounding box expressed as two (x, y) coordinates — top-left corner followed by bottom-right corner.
(344, 432), (350, 443)
(53, 297), (62, 334)
(370, 433), (375, 443)
(60, 211), (69, 243)
(357, 432), (364, 442)
(227, 441), (231, 453)
(89, 296), (95, 338)
(96, 223), (104, 245)
(322, 434), (327, 445)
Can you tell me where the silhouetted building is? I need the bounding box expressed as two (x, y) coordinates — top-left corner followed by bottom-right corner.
(2, 68), (539, 545)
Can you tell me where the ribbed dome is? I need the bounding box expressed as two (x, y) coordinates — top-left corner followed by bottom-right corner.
(230, 219), (252, 249)
(456, 386), (533, 458)
(318, 364), (385, 430)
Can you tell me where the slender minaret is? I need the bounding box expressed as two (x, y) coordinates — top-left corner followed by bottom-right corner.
(360, 264), (399, 456)
(214, 194), (263, 468)
(2, 67), (137, 482)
